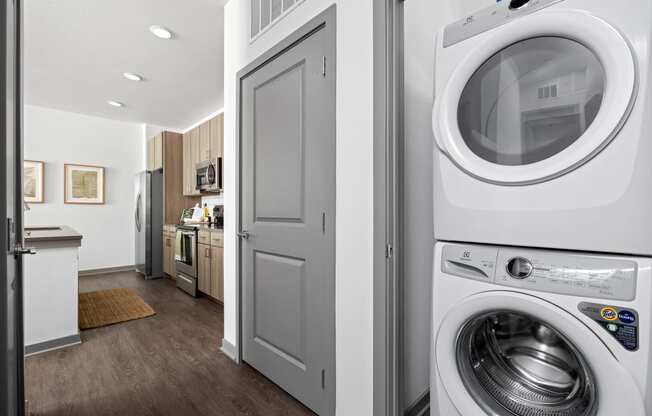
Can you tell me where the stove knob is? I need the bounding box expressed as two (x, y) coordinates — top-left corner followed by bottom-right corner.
(506, 257), (533, 280)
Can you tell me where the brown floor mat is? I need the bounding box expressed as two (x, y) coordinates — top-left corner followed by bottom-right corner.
(79, 288), (155, 330)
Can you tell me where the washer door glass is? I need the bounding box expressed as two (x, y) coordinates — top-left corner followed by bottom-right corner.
(457, 311), (598, 416)
(458, 37), (605, 166)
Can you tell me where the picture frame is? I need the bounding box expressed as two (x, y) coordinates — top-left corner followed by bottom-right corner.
(64, 164), (105, 205)
(23, 160), (44, 203)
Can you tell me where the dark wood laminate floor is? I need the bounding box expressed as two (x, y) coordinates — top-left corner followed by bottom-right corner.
(25, 271), (313, 416)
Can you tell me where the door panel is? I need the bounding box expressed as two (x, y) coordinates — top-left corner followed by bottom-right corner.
(254, 64), (304, 222)
(253, 251), (306, 367)
(241, 11), (335, 415)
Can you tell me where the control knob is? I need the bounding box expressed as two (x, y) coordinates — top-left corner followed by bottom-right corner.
(506, 257), (533, 280)
(509, 0), (530, 10)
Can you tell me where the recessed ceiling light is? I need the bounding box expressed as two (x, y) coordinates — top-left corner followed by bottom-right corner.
(107, 100), (124, 108)
(123, 72), (143, 82)
(149, 25), (173, 39)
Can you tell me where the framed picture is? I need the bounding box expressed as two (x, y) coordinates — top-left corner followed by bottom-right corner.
(24, 160), (44, 203)
(64, 164), (105, 205)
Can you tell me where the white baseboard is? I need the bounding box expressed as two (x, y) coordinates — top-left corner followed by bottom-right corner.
(79, 265), (136, 277)
(221, 338), (238, 362)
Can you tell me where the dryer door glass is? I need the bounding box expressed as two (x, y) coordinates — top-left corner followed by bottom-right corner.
(458, 37), (605, 166)
(456, 311), (598, 416)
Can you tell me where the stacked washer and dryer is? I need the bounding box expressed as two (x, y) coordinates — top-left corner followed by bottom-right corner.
(430, 0), (652, 415)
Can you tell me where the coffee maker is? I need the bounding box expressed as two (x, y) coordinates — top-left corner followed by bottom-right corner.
(212, 205), (224, 228)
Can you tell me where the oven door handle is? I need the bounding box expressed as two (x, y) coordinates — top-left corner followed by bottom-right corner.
(178, 275), (194, 285)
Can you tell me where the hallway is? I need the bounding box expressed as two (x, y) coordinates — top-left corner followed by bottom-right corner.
(25, 272), (313, 416)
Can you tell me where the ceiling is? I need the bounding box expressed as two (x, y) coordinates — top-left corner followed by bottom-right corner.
(24, 0), (227, 131)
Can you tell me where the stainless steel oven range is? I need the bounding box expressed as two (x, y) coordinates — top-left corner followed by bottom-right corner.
(175, 225), (198, 297)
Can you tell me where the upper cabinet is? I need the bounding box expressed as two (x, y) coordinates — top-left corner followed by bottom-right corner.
(210, 113), (224, 159)
(183, 113), (224, 196)
(145, 131), (194, 224)
(147, 133), (163, 171)
(199, 122), (211, 161)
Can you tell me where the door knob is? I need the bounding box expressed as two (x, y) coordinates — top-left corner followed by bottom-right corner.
(237, 231), (250, 240)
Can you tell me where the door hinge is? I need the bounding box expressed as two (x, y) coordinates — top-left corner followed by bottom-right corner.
(7, 218), (14, 252)
(321, 369), (325, 389)
(322, 56), (327, 77)
(322, 212), (326, 234)
(385, 243), (393, 260)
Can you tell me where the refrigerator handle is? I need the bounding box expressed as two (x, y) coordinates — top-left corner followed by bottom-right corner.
(135, 193), (142, 232)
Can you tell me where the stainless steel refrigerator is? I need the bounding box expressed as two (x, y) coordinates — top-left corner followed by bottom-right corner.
(134, 170), (163, 279)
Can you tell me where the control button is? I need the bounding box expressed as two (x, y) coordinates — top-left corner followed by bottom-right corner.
(506, 257), (533, 280)
(509, 0), (530, 10)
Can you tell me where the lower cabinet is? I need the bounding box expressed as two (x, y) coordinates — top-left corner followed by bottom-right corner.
(195, 233), (224, 302)
(198, 243), (212, 294)
(163, 230), (176, 279)
(210, 245), (224, 302)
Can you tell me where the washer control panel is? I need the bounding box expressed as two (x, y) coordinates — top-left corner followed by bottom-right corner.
(442, 0), (564, 47)
(441, 244), (637, 301)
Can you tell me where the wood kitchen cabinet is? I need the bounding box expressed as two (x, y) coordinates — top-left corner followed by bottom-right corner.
(147, 134), (163, 171)
(198, 243), (212, 294)
(146, 132), (200, 223)
(163, 231), (176, 278)
(209, 113), (223, 159)
(182, 127), (201, 196)
(210, 243), (224, 302)
(182, 113), (224, 196)
(193, 230), (224, 302)
(182, 131), (192, 196)
(199, 122), (211, 161)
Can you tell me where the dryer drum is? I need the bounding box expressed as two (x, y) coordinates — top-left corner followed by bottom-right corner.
(456, 311), (598, 416)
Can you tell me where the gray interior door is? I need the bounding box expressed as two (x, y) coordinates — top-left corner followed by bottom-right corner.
(240, 9), (335, 416)
(1, 0), (25, 414)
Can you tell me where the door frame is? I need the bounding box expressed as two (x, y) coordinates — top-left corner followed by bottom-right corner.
(1, 0), (25, 414)
(373, 0), (403, 415)
(234, 3), (337, 409)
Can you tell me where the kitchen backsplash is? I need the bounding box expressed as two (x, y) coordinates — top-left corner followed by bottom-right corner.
(201, 194), (224, 212)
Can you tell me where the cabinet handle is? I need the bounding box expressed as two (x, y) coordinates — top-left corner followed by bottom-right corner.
(205, 247), (210, 258)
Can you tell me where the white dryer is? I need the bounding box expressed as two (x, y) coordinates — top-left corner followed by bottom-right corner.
(432, 0), (652, 255)
(431, 242), (651, 416)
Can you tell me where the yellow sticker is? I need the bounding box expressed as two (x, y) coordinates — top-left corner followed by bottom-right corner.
(600, 307), (618, 321)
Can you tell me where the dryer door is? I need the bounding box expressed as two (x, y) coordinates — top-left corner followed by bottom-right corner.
(435, 291), (645, 416)
(432, 10), (636, 185)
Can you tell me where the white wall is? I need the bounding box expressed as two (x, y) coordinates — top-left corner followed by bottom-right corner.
(402, 0), (494, 408)
(24, 105), (145, 271)
(224, 1), (375, 414)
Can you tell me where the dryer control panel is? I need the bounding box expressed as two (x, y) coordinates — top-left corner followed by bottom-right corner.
(442, 244), (637, 301)
(443, 0), (563, 47)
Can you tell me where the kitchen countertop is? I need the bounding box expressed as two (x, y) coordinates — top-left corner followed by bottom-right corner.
(25, 226), (83, 247)
(170, 223), (223, 232)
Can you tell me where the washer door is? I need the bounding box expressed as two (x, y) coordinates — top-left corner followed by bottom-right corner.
(435, 292), (645, 416)
(432, 10), (637, 185)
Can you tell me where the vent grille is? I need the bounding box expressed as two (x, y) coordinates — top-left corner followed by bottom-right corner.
(538, 83), (559, 99)
(251, 0), (306, 39)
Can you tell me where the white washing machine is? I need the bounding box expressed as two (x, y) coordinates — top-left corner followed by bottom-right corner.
(431, 242), (652, 416)
(432, 0), (652, 255)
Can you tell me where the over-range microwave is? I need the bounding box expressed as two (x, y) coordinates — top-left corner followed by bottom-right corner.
(196, 157), (222, 193)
